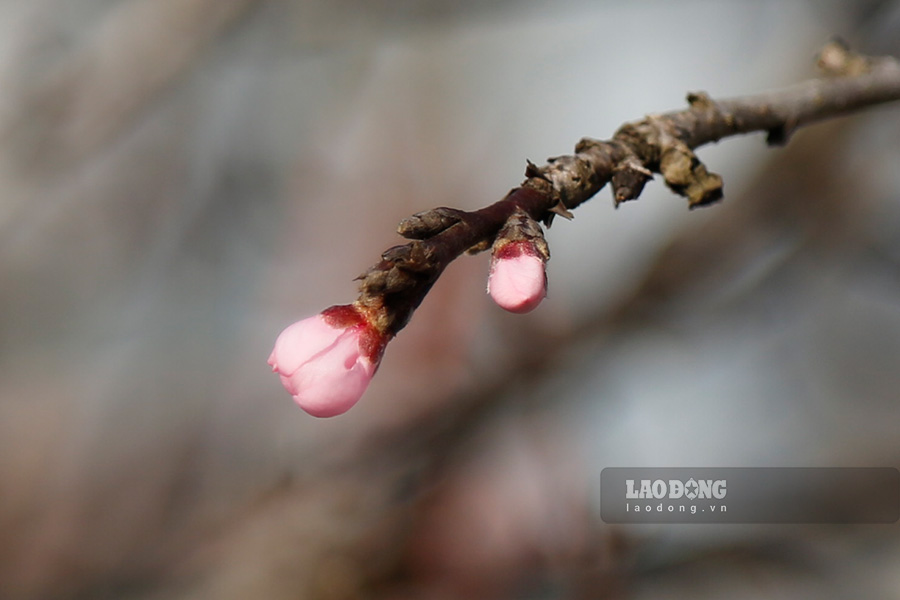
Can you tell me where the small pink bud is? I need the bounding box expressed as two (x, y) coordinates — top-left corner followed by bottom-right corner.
(487, 241), (547, 313)
(268, 305), (386, 417)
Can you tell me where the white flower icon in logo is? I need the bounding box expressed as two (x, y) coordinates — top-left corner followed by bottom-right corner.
(684, 478), (699, 500)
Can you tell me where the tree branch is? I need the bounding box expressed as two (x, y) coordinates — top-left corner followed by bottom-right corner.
(352, 42), (900, 339)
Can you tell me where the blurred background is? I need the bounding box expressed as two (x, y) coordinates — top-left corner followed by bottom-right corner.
(2, 1), (900, 598)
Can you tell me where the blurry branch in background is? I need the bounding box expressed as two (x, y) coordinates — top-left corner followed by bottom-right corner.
(352, 41), (900, 345)
(6, 0), (261, 170)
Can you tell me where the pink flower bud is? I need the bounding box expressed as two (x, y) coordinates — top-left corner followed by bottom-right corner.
(268, 305), (386, 417)
(487, 241), (547, 314)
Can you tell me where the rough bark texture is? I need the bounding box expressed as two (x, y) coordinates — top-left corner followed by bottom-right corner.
(354, 42), (900, 337)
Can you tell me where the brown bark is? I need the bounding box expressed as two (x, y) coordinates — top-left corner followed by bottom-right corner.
(353, 42), (900, 338)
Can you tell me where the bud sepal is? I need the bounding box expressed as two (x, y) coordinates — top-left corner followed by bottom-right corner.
(487, 208), (550, 314)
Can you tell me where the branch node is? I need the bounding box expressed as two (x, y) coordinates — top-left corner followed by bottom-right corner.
(612, 158), (653, 206)
(494, 207), (550, 260)
(398, 207), (466, 239)
(574, 137), (602, 153)
(660, 144), (723, 207)
(379, 242), (434, 272)
(817, 38), (873, 77)
(686, 91), (715, 110)
(765, 120), (795, 146)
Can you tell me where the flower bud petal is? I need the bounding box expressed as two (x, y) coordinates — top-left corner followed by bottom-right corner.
(487, 242), (547, 314)
(268, 306), (385, 417)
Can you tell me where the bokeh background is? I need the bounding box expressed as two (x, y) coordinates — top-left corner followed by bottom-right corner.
(2, 1), (900, 598)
